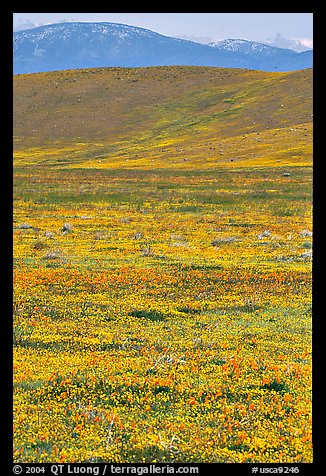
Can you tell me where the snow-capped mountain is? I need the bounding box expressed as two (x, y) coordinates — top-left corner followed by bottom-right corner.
(209, 38), (313, 71)
(209, 39), (293, 56)
(13, 22), (313, 75)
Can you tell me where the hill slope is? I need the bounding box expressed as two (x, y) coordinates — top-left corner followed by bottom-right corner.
(13, 22), (313, 74)
(13, 66), (312, 169)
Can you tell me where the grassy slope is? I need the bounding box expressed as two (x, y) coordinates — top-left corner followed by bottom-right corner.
(13, 66), (312, 169)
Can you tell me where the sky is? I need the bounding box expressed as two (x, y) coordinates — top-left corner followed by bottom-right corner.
(13, 13), (313, 51)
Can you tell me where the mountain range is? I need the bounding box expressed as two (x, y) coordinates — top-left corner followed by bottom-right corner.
(13, 22), (313, 75)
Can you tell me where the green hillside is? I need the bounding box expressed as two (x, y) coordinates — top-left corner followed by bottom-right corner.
(13, 66), (312, 169)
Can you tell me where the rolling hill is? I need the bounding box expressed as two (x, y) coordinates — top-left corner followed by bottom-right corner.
(13, 66), (312, 169)
(13, 22), (313, 75)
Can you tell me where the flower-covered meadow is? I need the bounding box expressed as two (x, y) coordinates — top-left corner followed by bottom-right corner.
(13, 165), (312, 463)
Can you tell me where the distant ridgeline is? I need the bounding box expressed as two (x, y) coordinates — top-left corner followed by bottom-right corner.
(13, 22), (313, 75)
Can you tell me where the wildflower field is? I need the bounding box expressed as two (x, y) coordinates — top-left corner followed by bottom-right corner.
(13, 67), (312, 463)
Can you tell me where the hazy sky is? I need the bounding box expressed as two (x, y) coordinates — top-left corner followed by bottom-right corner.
(13, 13), (313, 51)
